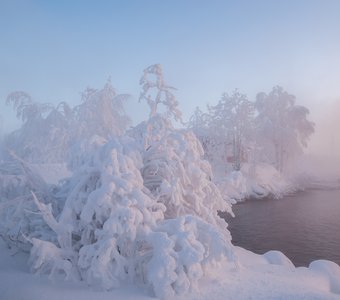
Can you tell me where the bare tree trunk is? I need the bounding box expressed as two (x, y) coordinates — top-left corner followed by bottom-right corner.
(232, 130), (241, 171)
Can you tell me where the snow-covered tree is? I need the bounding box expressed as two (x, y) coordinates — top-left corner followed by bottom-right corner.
(137, 64), (233, 220)
(208, 90), (255, 171)
(73, 80), (131, 141)
(28, 133), (234, 298)
(136, 65), (235, 294)
(189, 90), (255, 172)
(25, 65), (235, 299)
(4, 92), (57, 162)
(66, 81), (132, 170)
(4, 81), (131, 164)
(187, 107), (219, 163)
(255, 86), (315, 173)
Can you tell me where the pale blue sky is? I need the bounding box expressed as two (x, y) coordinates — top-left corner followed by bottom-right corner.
(1, 0), (340, 132)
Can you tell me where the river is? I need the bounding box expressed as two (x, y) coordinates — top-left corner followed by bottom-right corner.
(222, 189), (340, 267)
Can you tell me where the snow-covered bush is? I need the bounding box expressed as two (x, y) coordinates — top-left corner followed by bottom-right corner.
(29, 134), (234, 298)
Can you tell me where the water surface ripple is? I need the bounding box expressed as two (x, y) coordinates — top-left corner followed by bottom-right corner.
(222, 189), (340, 267)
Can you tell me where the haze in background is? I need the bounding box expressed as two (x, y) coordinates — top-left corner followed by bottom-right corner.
(302, 99), (340, 178)
(1, 0), (340, 162)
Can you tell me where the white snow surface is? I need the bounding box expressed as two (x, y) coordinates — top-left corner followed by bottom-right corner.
(1, 240), (339, 300)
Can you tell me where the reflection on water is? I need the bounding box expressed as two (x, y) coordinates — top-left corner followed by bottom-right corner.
(221, 189), (340, 267)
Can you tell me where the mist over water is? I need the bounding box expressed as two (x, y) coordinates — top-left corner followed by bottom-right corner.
(308, 100), (340, 161)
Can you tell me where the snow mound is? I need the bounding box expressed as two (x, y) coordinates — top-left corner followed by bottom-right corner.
(263, 250), (295, 268)
(309, 260), (340, 294)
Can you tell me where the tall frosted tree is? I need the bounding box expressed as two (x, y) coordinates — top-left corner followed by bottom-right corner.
(73, 80), (131, 140)
(4, 81), (131, 164)
(4, 92), (72, 163)
(207, 90), (255, 171)
(188, 107), (215, 160)
(255, 86), (315, 173)
(137, 64), (233, 219)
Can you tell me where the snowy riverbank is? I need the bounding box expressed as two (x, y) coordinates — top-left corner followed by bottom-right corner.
(215, 160), (340, 203)
(1, 238), (339, 299)
(215, 163), (296, 202)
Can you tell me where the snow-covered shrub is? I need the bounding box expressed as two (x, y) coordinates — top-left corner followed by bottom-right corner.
(29, 136), (162, 283)
(263, 250), (295, 268)
(144, 215), (231, 298)
(29, 134), (234, 298)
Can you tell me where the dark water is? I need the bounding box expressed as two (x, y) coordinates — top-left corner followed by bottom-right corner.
(222, 189), (340, 267)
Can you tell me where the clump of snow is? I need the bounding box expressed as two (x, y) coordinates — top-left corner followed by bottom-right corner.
(309, 260), (340, 294)
(263, 250), (295, 268)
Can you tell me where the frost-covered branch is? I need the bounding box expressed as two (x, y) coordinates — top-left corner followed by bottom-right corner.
(139, 64), (182, 122)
